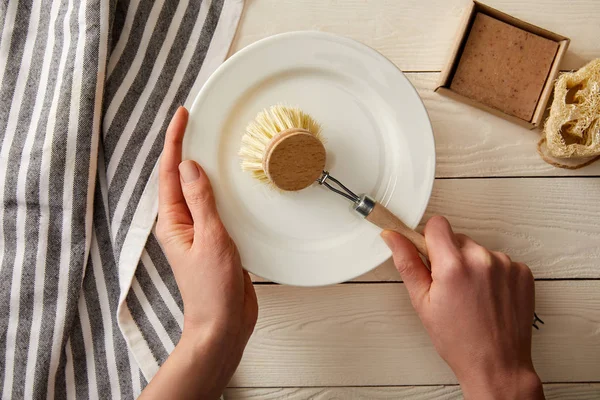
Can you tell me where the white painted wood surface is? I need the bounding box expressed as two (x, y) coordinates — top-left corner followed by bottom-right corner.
(226, 384), (600, 400)
(231, 282), (600, 387)
(405, 73), (600, 177)
(232, 0), (599, 72)
(227, 0), (600, 396)
(232, 5), (600, 178)
(252, 177), (600, 282)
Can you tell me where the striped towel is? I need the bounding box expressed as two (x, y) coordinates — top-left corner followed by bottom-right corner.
(0, 0), (243, 398)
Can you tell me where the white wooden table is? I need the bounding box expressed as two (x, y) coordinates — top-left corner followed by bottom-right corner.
(224, 1), (600, 398)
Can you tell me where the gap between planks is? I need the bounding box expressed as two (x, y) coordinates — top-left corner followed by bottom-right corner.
(252, 278), (600, 286)
(251, 177), (600, 282)
(225, 384), (600, 399)
(231, 281), (600, 387)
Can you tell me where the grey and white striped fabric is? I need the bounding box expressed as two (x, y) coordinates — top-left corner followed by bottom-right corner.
(0, 0), (243, 398)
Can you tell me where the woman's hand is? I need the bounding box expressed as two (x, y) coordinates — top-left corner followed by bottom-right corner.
(141, 107), (258, 400)
(382, 216), (544, 400)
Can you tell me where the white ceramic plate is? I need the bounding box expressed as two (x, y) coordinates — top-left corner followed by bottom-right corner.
(183, 31), (435, 286)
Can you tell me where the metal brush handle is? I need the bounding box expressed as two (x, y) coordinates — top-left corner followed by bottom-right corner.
(317, 171), (428, 258)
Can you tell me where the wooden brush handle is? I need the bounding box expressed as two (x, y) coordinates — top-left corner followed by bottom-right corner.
(366, 202), (428, 258)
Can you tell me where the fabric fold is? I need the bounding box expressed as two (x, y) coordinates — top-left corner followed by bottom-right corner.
(0, 0), (244, 397)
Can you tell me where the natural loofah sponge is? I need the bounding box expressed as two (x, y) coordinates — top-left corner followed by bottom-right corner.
(544, 59), (600, 158)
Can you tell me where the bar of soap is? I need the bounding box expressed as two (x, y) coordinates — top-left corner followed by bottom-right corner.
(450, 13), (559, 121)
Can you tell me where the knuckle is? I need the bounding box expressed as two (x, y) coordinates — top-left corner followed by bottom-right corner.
(185, 182), (214, 207)
(446, 257), (464, 271)
(392, 252), (416, 274)
(517, 265), (535, 294)
(516, 261), (529, 270)
(472, 246), (494, 269)
(455, 233), (479, 249)
(454, 233), (469, 246)
(439, 256), (466, 279)
(518, 262), (534, 281)
(493, 251), (512, 266)
(395, 259), (417, 280)
(427, 215), (447, 229)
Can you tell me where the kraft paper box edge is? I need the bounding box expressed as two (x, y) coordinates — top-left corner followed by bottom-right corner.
(435, 0), (571, 130)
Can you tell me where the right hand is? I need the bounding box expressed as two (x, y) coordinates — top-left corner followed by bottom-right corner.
(382, 216), (544, 400)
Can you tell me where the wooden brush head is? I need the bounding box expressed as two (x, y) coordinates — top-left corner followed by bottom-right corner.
(240, 105), (325, 190)
(263, 128), (326, 191)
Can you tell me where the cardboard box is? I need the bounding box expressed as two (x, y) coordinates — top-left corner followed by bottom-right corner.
(435, 1), (570, 129)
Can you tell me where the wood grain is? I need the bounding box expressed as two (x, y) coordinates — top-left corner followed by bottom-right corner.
(232, 0), (599, 72)
(264, 129), (326, 191)
(232, 6), (600, 177)
(226, 384), (600, 400)
(238, 72), (600, 177)
(251, 177), (600, 282)
(407, 73), (600, 177)
(230, 282), (600, 387)
(230, 1), (600, 394)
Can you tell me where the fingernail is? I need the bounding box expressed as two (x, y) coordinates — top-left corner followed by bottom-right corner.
(380, 230), (396, 251)
(176, 105), (188, 116)
(179, 160), (200, 183)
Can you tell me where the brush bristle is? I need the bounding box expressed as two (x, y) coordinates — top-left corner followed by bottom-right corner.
(239, 105), (322, 183)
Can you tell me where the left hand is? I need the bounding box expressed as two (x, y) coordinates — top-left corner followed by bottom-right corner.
(141, 106), (258, 400)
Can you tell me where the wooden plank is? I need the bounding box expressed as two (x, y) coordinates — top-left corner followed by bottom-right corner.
(215, 70), (600, 179)
(230, 281), (600, 386)
(251, 178), (600, 282)
(407, 73), (600, 177)
(225, 384), (600, 400)
(232, 0), (599, 72)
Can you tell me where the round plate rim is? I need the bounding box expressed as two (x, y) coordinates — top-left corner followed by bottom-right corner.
(185, 31), (436, 286)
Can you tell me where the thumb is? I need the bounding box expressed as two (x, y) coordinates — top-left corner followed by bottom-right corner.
(178, 160), (222, 230)
(381, 230), (432, 310)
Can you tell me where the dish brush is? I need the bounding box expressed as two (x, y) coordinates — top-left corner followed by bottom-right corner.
(239, 105), (428, 257)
